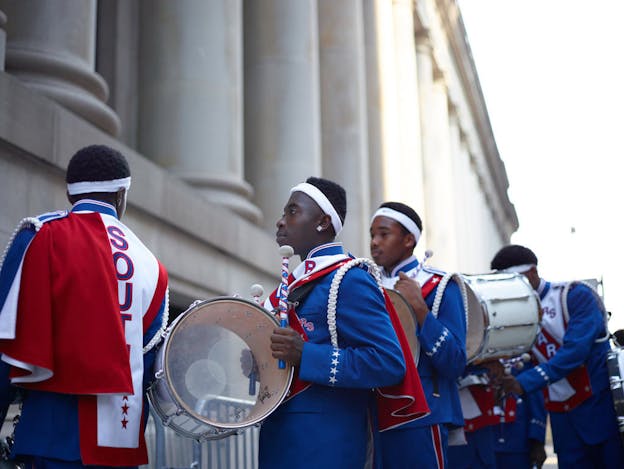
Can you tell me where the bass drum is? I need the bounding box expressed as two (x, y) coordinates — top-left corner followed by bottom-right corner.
(386, 289), (420, 365)
(463, 273), (541, 364)
(148, 297), (293, 440)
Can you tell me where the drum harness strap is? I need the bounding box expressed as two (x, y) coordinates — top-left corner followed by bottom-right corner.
(561, 281), (610, 344)
(428, 273), (469, 398)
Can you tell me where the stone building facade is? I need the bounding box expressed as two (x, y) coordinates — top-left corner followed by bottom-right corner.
(0, 0), (517, 466)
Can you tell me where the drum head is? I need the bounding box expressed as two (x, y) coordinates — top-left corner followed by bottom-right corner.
(386, 289), (420, 365)
(463, 273), (540, 363)
(163, 297), (292, 429)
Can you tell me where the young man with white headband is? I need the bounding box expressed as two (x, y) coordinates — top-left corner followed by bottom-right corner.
(259, 178), (428, 468)
(370, 201), (467, 469)
(0, 144), (169, 468)
(492, 244), (624, 468)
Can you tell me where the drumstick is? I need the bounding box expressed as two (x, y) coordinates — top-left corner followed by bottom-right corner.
(410, 249), (434, 278)
(277, 245), (294, 369)
(501, 353), (531, 404)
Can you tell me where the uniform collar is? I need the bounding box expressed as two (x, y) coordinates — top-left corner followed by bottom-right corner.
(306, 242), (345, 259)
(71, 199), (118, 219)
(537, 279), (550, 299)
(386, 255), (419, 278)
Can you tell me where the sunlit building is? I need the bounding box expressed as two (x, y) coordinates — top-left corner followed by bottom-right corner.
(0, 0), (517, 467)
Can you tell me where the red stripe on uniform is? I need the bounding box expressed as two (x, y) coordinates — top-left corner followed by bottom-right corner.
(431, 424), (445, 469)
(142, 260), (168, 332)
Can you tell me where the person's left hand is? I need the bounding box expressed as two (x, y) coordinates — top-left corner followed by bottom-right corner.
(270, 327), (304, 366)
(529, 439), (547, 468)
(480, 359), (505, 381)
(498, 374), (525, 396)
(394, 272), (429, 325)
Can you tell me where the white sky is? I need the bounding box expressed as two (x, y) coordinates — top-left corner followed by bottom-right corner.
(458, 0), (624, 331)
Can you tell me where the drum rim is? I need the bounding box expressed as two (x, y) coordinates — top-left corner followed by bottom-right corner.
(464, 273), (541, 364)
(385, 288), (421, 365)
(161, 296), (294, 430)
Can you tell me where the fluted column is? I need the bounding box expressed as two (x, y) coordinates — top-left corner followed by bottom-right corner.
(138, 0), (261, 223)
(1, 0), (120, 136)
(363, 0), (399, 215)
(0, 9), (5, 71)
(362, 0), (383, 210)
(390, 0), (426, 218)
(416, 35), (459, 269)
(244, 0), (322, 231)
(318, 0), (369, 256)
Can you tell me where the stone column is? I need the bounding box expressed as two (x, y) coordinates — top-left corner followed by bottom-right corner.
(138, 0), (261, 223)
(416, 35), (459, 269)
(362, 0), (383, 211)
(244, 0), (322, 231)
(318, 0), (369, 256)
(0, 0), (120, 136)
(0, 9), (6, 71)
(390, 0), (427, 220)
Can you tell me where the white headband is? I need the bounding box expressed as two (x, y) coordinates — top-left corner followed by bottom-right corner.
(290, 182), (343, 236)
(67, 177), (131, 195)
(372, 207), (421, 243)
(499, 264), (536, 274)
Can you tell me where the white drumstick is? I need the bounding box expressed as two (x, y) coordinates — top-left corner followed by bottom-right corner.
(250, 284), (264, 304)
(411, 249), (434, 278)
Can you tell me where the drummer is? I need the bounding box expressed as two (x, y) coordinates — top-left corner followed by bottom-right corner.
(259, 178), (428, 468)
(0, 145), (169, 468)
(493, 244), (624, 468)
(369, 201), (467, 468)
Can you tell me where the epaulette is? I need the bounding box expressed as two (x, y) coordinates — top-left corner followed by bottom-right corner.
(37, 210), (69, 224)
(421, 265), (447, 277)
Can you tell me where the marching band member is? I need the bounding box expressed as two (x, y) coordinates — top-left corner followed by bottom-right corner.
(493, 362), (547, 469)
(0, 145), (169, 468)
(493, 244), (624, 468)
(448, 364), (501, 469)
(260, 178), (428, 469)
(370, 201), (467, 469)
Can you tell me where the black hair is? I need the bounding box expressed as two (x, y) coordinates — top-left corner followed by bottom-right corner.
(66, 145), (130, 184)
(490, 244), (538, 271)
(306, 177), (347, 223)
(378, 201), (423, 233)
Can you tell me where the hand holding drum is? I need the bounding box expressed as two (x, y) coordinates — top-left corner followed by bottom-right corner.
(394, 272), (429, 326)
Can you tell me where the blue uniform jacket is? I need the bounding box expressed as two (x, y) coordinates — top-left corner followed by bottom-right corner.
(258, 244), (406, 469)
(387, 258), (466, 429)
(517, 281), (615, 451)
(0, 203), (167, 464)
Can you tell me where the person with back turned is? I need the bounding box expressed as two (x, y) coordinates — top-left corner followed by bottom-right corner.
(0, 145), (169, 468)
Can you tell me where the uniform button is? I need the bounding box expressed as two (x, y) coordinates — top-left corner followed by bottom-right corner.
(585, 386), (590, 391)
(487, 410), (492, 415)
(509, 411), (515, 417)
(564, 404), (569, 410)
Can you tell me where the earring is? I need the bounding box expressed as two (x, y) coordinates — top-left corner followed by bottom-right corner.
(316, 226), (323, 232)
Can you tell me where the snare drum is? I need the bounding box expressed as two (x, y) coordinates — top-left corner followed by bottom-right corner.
(463, 273), (541, 364)
(607, 347), (624, 441)
(148, 297), (293, 441)
(386, 289), (420, 365)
